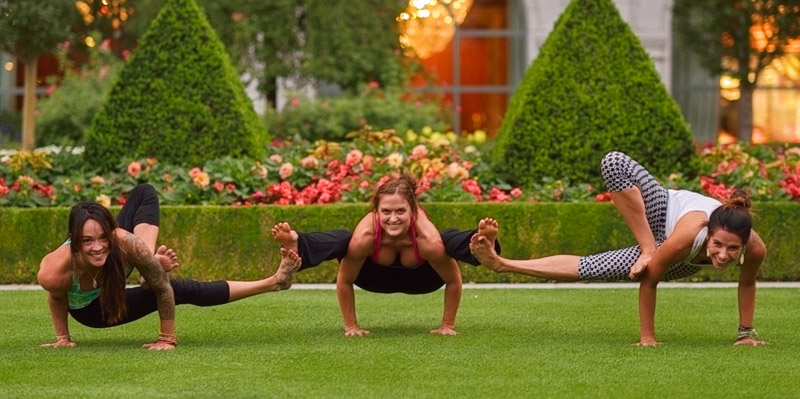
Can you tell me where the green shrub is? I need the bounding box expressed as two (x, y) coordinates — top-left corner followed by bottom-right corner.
(36, 40), (122, 146)
(270, 84), (449, 141)
(83, 0), (267, 171)
(492, 0), (697, 189)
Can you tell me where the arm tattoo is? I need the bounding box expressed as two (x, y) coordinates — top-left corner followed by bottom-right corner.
(124, 234), (176, 320)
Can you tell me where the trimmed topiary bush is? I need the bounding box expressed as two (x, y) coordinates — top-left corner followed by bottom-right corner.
(492, 0), (697, 189)
(84, 0), (267, 171)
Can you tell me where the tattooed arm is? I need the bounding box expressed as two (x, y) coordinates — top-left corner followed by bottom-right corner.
(123, 232), (177, 350)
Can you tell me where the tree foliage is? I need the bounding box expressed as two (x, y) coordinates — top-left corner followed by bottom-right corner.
(673, 0), (800, 141)
(0, 0), (75, 62)
(118, 0), (408, 94)
(84, 0), (267, 171)
(492, 0), (697, 189)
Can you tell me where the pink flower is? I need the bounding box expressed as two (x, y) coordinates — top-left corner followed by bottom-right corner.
(445, 162), (469, 180)
(416, 177), (431, 195)
(279, 162), (294, 180)
(213, 181), (224, 192)
(488, 187), (511, 202)
(127, 161), (142, 178)
(510, 187), (523, 198)
(270, 154), (283, 163)
(225, 183), (236, 192)
(122, 50), (130, 61)
(369, 81), (380, 89)
(359, 180), (371, 189)
(252, 190), (266, 201)
(290, 97), (301, 107)
(0, 184), (8, 197)
(146, 157), (157, 167)
(345, 149), (363, 166)
(410, 145), (428, 160)
(99, 38), (111, 51)
(301, 155), (320, 169)
(188, 167), (203, 179)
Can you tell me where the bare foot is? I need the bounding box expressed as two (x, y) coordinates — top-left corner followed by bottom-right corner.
(155, 245), (179, 272)
(271, 222), (299, 252)
(275, 247), (301, 290)
(469, 233), (505, 272)
(477, 217), (499, 245)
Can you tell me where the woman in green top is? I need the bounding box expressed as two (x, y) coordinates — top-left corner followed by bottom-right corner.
(38, 184), (301, 350)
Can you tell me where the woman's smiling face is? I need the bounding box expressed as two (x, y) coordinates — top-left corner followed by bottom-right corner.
(80, 219), (110, 268)
(378, 193), (412, 238)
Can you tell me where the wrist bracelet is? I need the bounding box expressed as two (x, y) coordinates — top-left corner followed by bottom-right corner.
(736, 326), (757, 341)
(157, 332), (178, 346)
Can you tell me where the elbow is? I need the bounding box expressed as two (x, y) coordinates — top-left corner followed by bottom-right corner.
(37, 263), (65, 292)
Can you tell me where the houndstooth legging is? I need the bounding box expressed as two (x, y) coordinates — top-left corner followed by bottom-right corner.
(577, 151), (702, 281)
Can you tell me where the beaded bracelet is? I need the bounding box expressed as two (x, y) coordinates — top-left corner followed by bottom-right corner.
(157, 332), (178, 347)
(736, 326), (757, 342)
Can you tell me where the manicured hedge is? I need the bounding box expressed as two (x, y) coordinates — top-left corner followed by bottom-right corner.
(492, 0), (697, 189)
(2, 203), (798, 284)
(84, 0), (267, 171)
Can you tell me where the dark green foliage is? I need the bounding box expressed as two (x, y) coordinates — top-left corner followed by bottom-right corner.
(120, 0), (409, 94)
(492, 0), (697, 189)
(36, 45), (123, 146)
(3, 203), (798, 284)
(0, 0), (76, 61)
(83, 0), (267, 171)
(269, 87), (449, 141)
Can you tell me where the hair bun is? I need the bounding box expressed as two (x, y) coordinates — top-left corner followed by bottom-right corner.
(726, 189), (751, 209)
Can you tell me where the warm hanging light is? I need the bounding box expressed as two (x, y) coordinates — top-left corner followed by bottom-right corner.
(397, 0), (473, 59)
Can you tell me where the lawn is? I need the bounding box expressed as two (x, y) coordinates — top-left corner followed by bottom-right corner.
(1, 286), (798, 398)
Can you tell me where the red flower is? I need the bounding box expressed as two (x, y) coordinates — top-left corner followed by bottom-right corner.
(595, 192), (612, 202)
(461, 179), (482, 200)
(213, 181), (224, 193)
(488, 187), (511, 202)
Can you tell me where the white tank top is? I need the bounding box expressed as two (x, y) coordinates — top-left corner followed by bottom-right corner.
(665, 190), (721, 264)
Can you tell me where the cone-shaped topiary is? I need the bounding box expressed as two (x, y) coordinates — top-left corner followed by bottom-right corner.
(492, 0), (697, 189)
(84, 0), (267, 171)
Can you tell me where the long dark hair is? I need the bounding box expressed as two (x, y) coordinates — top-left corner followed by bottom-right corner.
(707, 189), (753, 245)
(371, 173), (419, 218)
(68, 202), (128, 324)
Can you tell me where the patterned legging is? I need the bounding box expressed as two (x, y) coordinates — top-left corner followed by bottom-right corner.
(577, 152), (701, 281)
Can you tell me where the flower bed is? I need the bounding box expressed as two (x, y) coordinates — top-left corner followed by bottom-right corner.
(1, 130), (800, 207)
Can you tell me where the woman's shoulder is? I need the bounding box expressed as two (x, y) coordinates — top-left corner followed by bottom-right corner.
(348, 214), (375, 257)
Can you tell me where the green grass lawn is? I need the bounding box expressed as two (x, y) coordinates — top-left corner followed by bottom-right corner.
(1, 287), (799, 398)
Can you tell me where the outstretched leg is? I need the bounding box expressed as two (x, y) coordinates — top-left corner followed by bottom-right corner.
(227, 247), (302, 301)
(469, 220), (580, 281)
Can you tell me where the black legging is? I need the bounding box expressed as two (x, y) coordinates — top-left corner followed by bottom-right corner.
(295, 228), (501, 294)
(68, 184), (229, 328)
